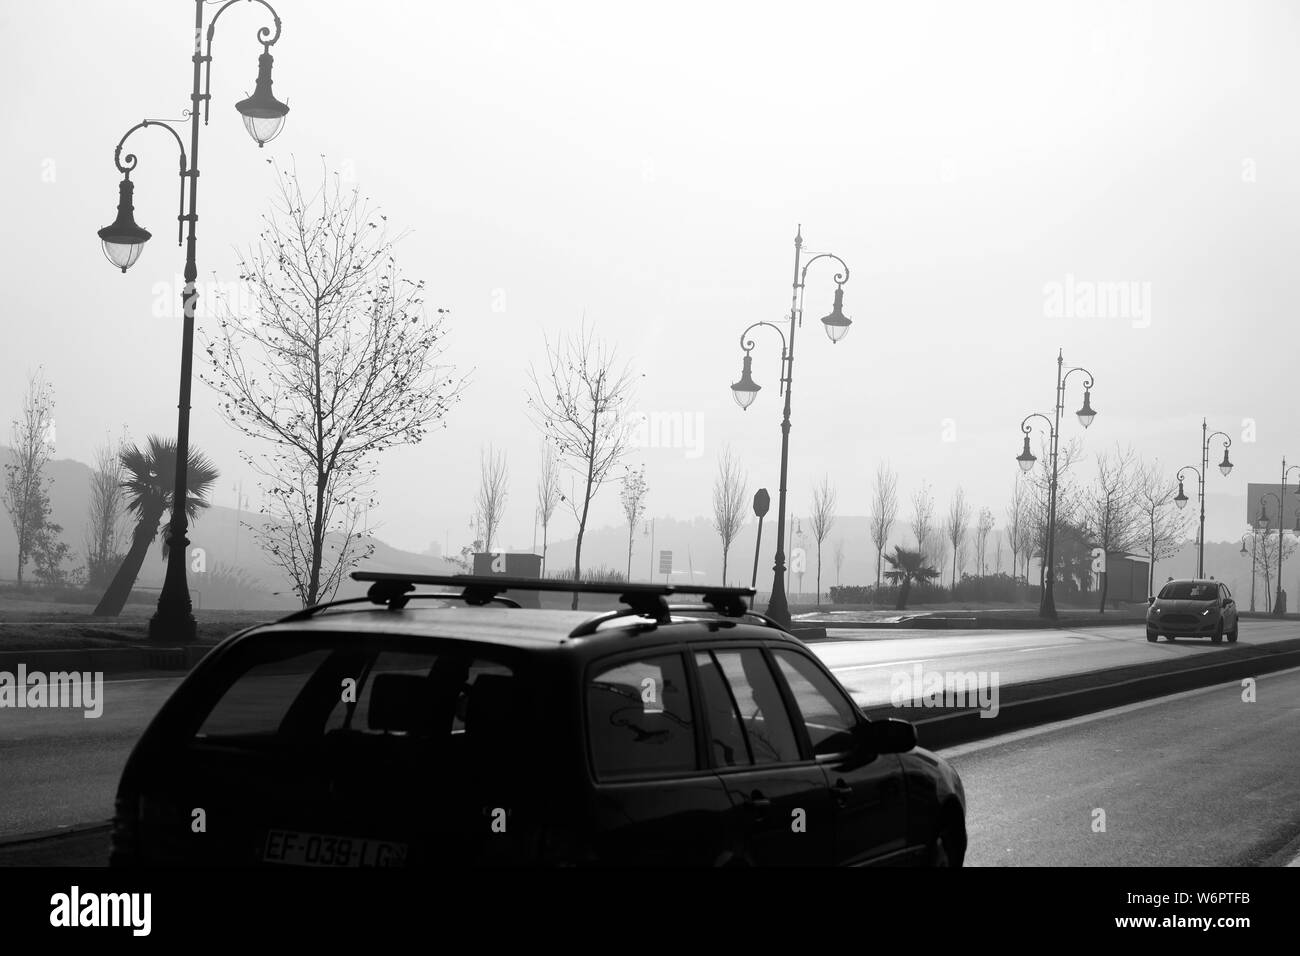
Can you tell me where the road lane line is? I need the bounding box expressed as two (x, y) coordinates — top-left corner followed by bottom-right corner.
(102, 676), (187, 685)
(833, 659), (930, 672)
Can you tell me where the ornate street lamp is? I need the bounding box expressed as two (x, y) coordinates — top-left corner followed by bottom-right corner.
(1174, 420), (1233, 579)
(728, 225), (852, 628)
(1014, 350), (1095, 620)
(235, 50), (290, 146)
(95, 0), (289, 643)
(97, 177), (153, 272)
(819, 284), (852, 344)
(730, 350), (761, 410)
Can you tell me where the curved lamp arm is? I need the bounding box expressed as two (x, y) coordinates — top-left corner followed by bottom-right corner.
(1061, 365), (1095, 391)
(739, 320), (789, 395)
(1020, 412), (1054, 438)
(202, 0), (285, 123)
(113, 119), (189, 244)
(800, 252), (850, 289)
(1176, 465), (1203, 487)
(796, 252), (850, 328)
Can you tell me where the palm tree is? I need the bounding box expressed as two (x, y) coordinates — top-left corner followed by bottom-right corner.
(92, 436), (219, 617)
(883, 546), (940, 611)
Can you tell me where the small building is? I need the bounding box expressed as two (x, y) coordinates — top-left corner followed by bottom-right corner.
(1098, 552), (1150, 604)
(470, 552), (544, 607)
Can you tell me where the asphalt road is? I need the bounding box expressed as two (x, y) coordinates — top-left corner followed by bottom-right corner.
(947, 666), (1300, 866)
(0, 619), (1296, 856)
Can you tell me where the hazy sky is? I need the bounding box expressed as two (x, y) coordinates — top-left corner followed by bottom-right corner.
(2, 0), (1298, 560)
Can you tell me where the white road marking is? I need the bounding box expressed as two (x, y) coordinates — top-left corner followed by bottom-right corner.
(101, 676), (186, 685)
(833, 658), (930, 672)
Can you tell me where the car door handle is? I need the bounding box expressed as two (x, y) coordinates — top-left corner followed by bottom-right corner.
(831, 781), (854, 805)
(745, 791), (771, 818)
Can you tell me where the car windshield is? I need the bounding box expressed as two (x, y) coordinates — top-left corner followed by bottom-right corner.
(1157, 582), (1217, 601)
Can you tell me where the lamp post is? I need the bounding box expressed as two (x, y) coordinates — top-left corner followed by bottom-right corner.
(1014, 350), (1096, 620)
(1172, 420), (1233, 579)
(1257, 460), (1300, 615)
(730, 225), (851, 628)
(1240, 531), (1258, 612)
(97, 0), (289, 643)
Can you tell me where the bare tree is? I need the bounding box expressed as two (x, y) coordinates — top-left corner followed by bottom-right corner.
(1253, 528), (1294, 608)
(945, 488), (971, 589)
(910, 482), (935, 566)
(2, 370), (56, 586)
(202, 163), (465, 606)
(476, 445), (509, 554)
(84, 437), (128, 589)
(809, 475), (838, 606)
(711, 447), (748, 586)
(975, 507), (995, 578)
(869, 462), (898, 598)
(1080, 446), (1143, 612)
(994, 532), (1004, 574)
(535, 443), (561, 576)
(527, 321), (637, 607)
(620, 464), (649, 581)
(1006, 478), (1028, 583)
(1135, 459), (1191, 597)
(833, 537), (845, 588)
(929, 530), (950, 593)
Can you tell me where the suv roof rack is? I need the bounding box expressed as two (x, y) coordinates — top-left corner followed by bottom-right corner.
(349, 571), (755, 621)
(566, 603), (785, 638)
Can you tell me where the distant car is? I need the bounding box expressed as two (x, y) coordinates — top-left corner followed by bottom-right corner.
(110, 573), (967, 868)
(1146, 579), (1238, 643)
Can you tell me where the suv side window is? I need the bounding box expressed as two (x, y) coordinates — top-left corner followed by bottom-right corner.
(587, 654), (696, 780)
(694, 651), (750, 767)
(711, 649), (801, 764)
(772, 650), (861, 756)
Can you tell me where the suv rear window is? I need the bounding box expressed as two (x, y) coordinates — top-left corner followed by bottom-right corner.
(192, 636), (525, 749)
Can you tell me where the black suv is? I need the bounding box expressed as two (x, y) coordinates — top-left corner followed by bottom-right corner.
(111, 573), (966, 867)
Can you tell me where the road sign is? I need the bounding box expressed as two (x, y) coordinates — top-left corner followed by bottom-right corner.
(791, 548), (806, 574)
(659, 550), (673, 574)
(753, 489), (770, 518)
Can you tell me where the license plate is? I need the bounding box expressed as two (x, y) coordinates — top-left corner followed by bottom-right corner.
(263, 829), (408, 867)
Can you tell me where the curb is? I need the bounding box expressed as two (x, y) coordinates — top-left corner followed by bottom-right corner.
(866, 639), (1300, 750)
(0, 644), (216, 674)
(0, 820), (112, 848)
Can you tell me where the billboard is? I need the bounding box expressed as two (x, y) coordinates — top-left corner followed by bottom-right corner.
(1246, 483), (1299, 531)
